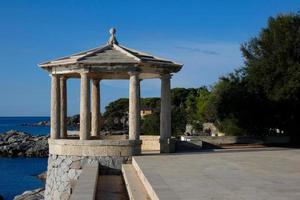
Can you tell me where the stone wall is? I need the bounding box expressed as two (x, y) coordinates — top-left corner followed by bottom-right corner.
(44, 154), (130, 200)
(140, 135), (160, 151)
(180, 135), (291, 145)
(48, 139), (141, 156)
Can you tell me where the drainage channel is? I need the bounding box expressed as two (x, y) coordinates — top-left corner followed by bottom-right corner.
(96, 174), (129, 200)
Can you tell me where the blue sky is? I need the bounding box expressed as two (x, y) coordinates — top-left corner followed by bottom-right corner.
(0, 0), (299, 116)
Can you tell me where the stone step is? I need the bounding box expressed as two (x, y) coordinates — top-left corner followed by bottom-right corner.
(70, 164), (99, 200)
(132, 157), (180, 200)
(96, 175), (129, 200)
(122, 164), (151, 200)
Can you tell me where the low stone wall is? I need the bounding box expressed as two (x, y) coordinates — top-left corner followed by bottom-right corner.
(45, 138), (141, 200)
(48, 139), (141, 156)
(69, 164), (99, 200)
(140, 135), (160, 151)
(45, 154), (130, 200)
(181, 135), (290, 145)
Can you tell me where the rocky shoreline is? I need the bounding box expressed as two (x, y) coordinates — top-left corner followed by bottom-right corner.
(13, 188), (44, 200)
(9, 171), (47, 200)
(20, 115), (80, 130)
(0, 130), (48, 157)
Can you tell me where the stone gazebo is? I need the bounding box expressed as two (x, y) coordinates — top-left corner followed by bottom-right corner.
(39, 28), (182, 199)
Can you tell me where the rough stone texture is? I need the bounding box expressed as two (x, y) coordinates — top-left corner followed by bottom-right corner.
(0, 130), (48, 157)
(44, 154), (130, 200)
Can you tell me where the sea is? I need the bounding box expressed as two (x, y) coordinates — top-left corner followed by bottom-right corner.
(0, 117), (50, 200)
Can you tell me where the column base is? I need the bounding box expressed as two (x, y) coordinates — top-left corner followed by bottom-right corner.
(160, 138), (176, 153)
(132, 140), (142, 155)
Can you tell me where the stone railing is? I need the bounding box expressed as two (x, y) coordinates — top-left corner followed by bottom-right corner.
(180, 135), (291, 145)
(140, 135), (160, 151)
(70, 164), (99, 200)
(48, 139), (141, 156)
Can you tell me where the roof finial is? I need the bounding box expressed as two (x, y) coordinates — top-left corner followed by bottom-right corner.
(108, 28), (118, 45)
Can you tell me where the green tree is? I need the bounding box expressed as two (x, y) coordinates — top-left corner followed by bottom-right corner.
(141, 98), (160, 109)
(103, 98), (129, 130)
(141, 111), (160, 135)
(172, 106), (187, 136)
(241, 13), (300, 141)
(171, 88), (197, 107)
(195, 87), (213, 123)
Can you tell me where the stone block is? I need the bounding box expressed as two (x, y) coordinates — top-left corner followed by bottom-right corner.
(70, 160), (81, 169)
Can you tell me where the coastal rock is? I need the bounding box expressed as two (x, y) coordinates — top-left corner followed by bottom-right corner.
(0, 130), (49, 157)
(66, 114), (80, 130)
(37, 171), (47, 182)
(21, 121), (50, 127)
(20, 114), (80, 130)
(13, 188), (44, 200)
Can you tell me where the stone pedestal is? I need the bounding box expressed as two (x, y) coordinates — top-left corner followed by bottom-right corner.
(160, 138), (176, 153)
(44, 154), (130, 200)
(44, 139), (141, 200)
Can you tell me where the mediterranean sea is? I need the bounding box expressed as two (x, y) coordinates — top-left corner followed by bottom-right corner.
(0, 117), (49, 200)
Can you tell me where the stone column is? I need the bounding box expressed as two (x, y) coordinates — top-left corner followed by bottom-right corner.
(60, 77), (67, 138)
(160, 73), (172, 153)
(80, 72), (90, 140)
(91, 79), (101, 137)
(128, 72), (141, 141)
(50, 74), (60, 139)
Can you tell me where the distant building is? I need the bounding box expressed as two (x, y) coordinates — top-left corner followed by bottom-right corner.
(140, 107), (153, 119)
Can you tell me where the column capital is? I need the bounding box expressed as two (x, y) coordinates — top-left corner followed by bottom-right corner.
(49, 73), (60, 77)
(160, 73), (172, 79)
(80, 71), (89, 76)
(128, 71), (140, 76)
(92, 78), (101, 83)
(60, 76), (68, 80)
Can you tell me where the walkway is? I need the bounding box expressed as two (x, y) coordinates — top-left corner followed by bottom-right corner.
(133, 148), (300, 200)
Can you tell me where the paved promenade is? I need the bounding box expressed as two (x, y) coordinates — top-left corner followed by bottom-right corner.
(134, 148), (300, 200)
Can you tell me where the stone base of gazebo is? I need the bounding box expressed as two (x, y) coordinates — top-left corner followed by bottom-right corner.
(160, 138), (176, 153)
(44, 138), (141, 200)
